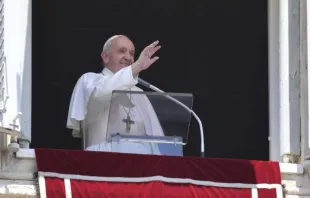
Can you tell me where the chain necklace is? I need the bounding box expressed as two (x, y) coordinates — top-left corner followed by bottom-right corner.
(101, 71), (135, 131)
(121, 90), (135, 131)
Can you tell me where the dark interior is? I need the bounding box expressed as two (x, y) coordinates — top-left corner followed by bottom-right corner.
(32, 0), (269, 160)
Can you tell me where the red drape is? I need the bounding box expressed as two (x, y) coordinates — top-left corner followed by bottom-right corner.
(35, 149), (282, 198)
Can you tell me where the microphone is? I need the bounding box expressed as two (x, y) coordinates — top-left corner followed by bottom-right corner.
(138, 78), (205, 157)
(137, 78), (152, 89)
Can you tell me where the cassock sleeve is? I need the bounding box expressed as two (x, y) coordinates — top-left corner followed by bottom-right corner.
(90, 67), (138, 104)
(66, 66), (138, 134)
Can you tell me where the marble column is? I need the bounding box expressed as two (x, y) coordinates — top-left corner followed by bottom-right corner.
(268, 0), (281, 161)
(269, 0), (301, 163)
(281, 0), (301, 163)
(303, 0), (310, 169)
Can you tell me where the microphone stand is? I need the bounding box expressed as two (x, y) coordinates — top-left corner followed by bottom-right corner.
(138, 78), (205, 157)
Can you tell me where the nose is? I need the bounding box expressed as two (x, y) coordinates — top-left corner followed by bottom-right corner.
(124, 52), (133, 62)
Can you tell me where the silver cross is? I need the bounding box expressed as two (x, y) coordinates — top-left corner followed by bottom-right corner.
(122, 115), (135, 131)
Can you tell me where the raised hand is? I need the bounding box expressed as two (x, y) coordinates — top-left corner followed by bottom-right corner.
(132, 41), (161, 74)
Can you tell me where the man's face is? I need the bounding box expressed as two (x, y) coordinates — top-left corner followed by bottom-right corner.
(102, 36), (135, 73)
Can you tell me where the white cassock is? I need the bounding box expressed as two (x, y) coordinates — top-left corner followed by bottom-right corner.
(66, 66), (165, 155)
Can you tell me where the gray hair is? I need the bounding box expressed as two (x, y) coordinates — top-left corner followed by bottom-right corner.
(102, 35), (124, 54)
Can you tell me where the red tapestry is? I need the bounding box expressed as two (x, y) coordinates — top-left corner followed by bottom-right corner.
(35, 149), (283, 198)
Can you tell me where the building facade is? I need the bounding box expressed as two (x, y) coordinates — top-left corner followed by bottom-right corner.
(0, 0), (309, 197)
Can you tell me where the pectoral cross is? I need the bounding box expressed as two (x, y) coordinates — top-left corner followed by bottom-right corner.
(122, 115), (135, 131)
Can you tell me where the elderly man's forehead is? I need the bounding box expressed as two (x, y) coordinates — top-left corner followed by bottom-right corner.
(113, 36), (134, 48)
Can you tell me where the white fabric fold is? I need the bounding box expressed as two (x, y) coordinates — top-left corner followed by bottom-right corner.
(66, 66), (165, 155)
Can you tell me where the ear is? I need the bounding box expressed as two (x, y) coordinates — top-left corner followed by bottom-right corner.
(101, 51), (109, 65)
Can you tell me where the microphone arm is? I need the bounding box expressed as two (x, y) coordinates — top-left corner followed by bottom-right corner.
(138, 78), (205, 157)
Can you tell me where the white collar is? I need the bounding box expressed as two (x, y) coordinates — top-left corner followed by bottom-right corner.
(101, 67), (114, 77)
